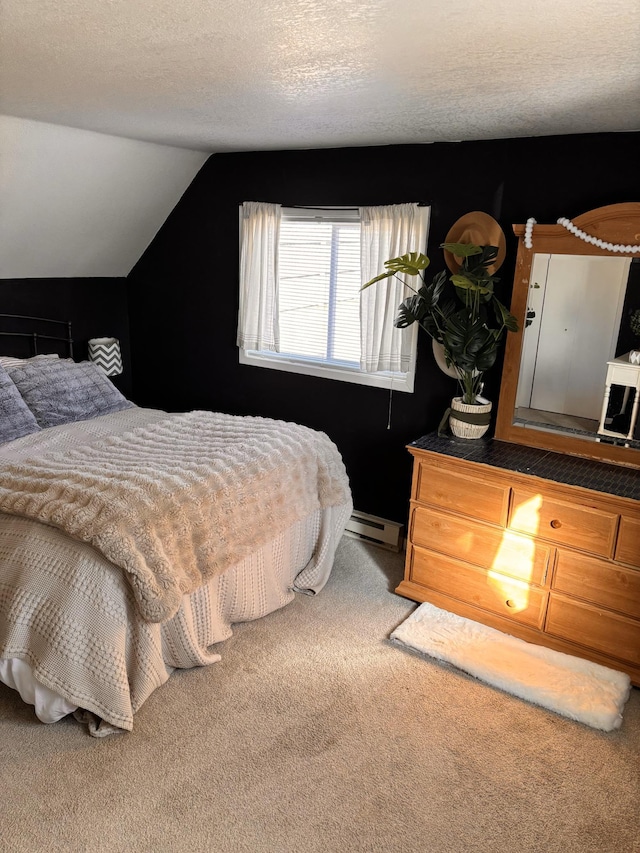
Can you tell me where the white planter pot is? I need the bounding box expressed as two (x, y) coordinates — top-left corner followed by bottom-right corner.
(449, 395), (492, 439)
(629, 350), (640, 365)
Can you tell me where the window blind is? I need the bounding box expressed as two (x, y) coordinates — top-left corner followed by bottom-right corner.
(278, 210), (361, 366)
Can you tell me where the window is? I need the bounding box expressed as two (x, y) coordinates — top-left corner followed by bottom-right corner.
(278, 210), (360, 363)
(238, 203), (430, 391)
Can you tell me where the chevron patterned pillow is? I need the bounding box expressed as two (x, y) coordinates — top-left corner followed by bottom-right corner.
(88, 338), (123, 376)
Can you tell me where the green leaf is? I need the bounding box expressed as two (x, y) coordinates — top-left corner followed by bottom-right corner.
(472, 342), (498, 373)
(492, 297), (519, 333)
(441, 242), (483, 258)
(417, 269), (448, 309)
(475, 245), (499, 266)
(441, 310), (498, 375)
(451, 274), (473, 289)
(451, 274), (491, 295)
(395, 295), (429, 328)
(360, 270), (394, 290)
(384, 252), (430, 275)
(361, 252), (430, 290)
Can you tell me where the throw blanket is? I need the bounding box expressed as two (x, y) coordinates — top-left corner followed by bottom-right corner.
(0, 411), (350, 622)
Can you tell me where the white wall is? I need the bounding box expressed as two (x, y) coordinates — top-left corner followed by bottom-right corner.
(0, 115), (209, 278)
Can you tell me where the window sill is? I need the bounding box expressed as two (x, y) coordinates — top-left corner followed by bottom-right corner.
(239, 349), (415, 392)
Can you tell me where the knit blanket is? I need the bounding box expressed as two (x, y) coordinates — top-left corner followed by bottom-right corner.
(0, 410), (350, 622)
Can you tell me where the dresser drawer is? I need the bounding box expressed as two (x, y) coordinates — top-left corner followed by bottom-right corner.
(411, 505), (550, 586)
(509, 489), (617, 558)
(553, 550), (640, 620)
(546, 594), (640, 667)
(616, 517), (640, 568)
(410, 545), (546, 629)
(415, 462), (509, 526)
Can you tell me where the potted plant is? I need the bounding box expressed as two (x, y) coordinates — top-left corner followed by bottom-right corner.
(362, 242), (518, 438)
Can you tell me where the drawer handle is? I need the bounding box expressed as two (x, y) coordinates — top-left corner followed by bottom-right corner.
(550, 519), (562, 530)
(505, 599), (517, 608)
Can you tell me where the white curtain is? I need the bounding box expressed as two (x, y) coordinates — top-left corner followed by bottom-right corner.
(359, 203), (430, 373)
(237, 201), (281, 352)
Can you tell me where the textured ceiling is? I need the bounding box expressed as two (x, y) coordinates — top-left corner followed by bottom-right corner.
(1, 0), (639, 153)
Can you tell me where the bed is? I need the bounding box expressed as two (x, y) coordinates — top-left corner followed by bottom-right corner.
(0, 316), (352, 735)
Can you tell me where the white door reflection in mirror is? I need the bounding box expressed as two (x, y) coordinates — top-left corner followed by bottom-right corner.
(516, 254), (631, 427)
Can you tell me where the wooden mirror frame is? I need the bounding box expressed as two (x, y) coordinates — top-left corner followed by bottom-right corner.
(495, 202), (640, 468)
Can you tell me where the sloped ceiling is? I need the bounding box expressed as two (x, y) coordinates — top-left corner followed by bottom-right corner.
(0, 116), (208, 278)
(1, 0), (639, 152)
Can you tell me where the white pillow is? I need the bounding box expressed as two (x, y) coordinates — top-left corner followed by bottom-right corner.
(0, 353), (60, 368)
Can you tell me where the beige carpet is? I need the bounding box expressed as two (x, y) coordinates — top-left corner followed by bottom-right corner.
(1, 537), (638, 853)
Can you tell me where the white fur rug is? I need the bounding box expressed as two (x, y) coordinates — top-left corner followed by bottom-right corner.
(391, 602), (631, 731)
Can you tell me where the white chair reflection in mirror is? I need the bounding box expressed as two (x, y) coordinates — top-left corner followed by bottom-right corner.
(597, 354), (640, 444)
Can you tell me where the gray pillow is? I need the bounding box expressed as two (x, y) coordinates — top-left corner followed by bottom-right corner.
(8, 359), (133, 428)
(0, 364), (42, 443)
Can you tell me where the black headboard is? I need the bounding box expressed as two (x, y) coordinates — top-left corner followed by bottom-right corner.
(0, 314), (74, 359)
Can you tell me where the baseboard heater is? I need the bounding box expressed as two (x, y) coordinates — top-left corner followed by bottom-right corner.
(344, 510), (404, 552)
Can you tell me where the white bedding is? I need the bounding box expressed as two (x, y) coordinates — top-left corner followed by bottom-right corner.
(0, 408), (351, 622)
(0, 408), (352, 734)
(0, 658), (77, 722)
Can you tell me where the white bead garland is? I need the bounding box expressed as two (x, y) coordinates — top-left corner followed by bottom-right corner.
(556, 217), (640, 253)
(524, 215), (640, 253)
(524, 217), (536, 249)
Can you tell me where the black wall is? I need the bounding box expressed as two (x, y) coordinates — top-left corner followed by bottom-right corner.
(0, 278), (132, 399)
(127, 132), (640, 523)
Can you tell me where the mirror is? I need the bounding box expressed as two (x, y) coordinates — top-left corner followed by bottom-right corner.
(495, 203), (640, 468)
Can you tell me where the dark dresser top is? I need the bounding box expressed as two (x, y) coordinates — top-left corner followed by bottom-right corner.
(409, 433), (640, 502)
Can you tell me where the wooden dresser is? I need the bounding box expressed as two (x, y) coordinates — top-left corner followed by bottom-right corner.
(399, 434), (640, 685)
